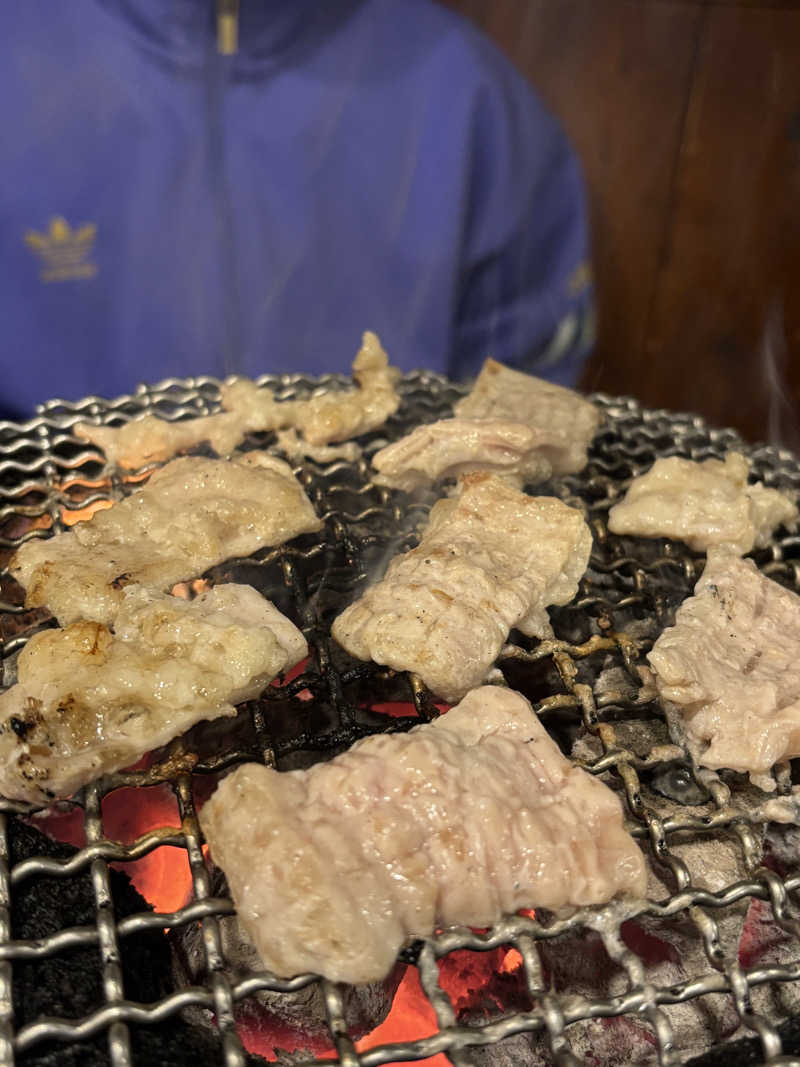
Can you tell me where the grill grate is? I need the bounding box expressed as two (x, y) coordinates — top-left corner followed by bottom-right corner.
(1, 372), (800, 1066)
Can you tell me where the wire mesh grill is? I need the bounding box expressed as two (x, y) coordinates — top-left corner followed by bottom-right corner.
(1, 372), (800, 1067)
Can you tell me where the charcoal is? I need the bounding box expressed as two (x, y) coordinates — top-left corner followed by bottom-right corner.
(7, 817), (263, 1067)
(686, 1012), (800, 1066)
(170, 863), (403, 1054)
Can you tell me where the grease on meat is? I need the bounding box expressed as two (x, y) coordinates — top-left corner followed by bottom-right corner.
(10, 453), (321, 625)
(287, 330), (400, 445)
(332, 473), (592, 701)
(455, 358), (600, 474)
(74, 411), (246, 470)
(608, 453), (797, 554)
(200, 686), (647, 984)
(0, 584), (307, 804)
(371, 417), (553, 491)
(75, 331), (399, 468)
(648, 551), (800, 783)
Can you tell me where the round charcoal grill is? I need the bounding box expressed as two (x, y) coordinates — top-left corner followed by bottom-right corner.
(1, 371), (800, 1067)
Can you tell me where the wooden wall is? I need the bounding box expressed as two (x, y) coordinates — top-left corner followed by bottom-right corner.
(445, 0), (800, 447)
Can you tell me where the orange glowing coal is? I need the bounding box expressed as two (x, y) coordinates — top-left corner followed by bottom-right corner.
(61, 499), (113, 525)
(36, 782), (192, 913)
(171, 578), (214, 599)
(58, 467), (153, 526)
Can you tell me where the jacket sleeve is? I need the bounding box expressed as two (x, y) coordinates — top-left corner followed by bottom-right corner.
(449, 64), (593, 387)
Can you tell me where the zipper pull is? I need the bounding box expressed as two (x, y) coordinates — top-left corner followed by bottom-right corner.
(217, 0), (239, 55)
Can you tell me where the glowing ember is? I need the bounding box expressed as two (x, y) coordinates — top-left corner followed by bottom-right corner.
(272, 657), (309, 687)
(171, 578), (213, 599)
(56, 467), (151, 526)
(356, 966), (449, 1067)
(37, 783), (191, 912)
(439, 945), (529, 1021)
(102, 784), (191, 912)
(367, 702), (450, 719)
(501, 948), (523, 974)
(61, 498), (113, 525)
(60, 475), (111, 493)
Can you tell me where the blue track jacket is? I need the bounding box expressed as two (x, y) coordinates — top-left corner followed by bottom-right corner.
(0, 0), (592, 418)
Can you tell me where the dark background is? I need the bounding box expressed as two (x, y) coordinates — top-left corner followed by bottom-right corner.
(446, 0), (800, 447)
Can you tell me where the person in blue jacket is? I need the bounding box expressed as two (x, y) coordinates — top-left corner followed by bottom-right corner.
(0, 0), (593, 420)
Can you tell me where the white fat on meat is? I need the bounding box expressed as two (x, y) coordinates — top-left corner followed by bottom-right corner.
(332, 473), (592, 701)
(0, 583), (307, 804)
(74, 332), (399, 468)
(371, 417), (553, 492)
(221, 331), (399, 445)
(607, 452), (797, 554)
(274, 428), (361, 464)
(10, 453), (322, 625)
(284, 330), (400, 445)
(648, 551), (800, 783)
(454, 358), (600, 474)
(200, 686), (647, 984)
(74, 411), (247, 470)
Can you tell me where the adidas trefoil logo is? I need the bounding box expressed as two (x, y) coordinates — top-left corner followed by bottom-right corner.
(24, 216), (98, 283)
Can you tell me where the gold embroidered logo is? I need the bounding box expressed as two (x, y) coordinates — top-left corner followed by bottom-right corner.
(24, 217), (98, 282)
(568, 260), (592, 296)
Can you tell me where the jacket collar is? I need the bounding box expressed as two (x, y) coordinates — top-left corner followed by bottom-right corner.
(95, 0), (364, 75)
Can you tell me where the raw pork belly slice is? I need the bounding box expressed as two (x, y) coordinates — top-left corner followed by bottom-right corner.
(74, 331), (399, 468)
(10, 452), (321, 625)
(371, 417), (553, 491)
(607, 452), (797, 554)
(0, 583), (307, 804)
(200, 686), (647, 984)
(454, 358), (600, 474)
(332, 473), (592, 701)
(648, 551), (800, 782)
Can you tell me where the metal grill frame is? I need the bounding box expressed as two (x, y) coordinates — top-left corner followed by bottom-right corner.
(1, 372), (800, 1067)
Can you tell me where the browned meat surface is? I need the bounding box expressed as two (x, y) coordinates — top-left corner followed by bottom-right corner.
(0, 583), (307, 804)
(10, 452), (321, 625)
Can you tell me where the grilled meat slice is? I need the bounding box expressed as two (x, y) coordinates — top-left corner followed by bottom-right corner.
(274, 428), (361, 464)
(200, 686), (646, 984)
(75, 331), (399, 468)
(371, 417), (553, 491)
(74, 410), (247, 470)
(608, 453), (797, 555)
(282, 330), (400, 445)
(454, 358), (600, 474)
(0, 583), (306, 804)
(648, 550), (800, 783)
(332, 472), (591, 701)
(10, 452), (321, 625)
